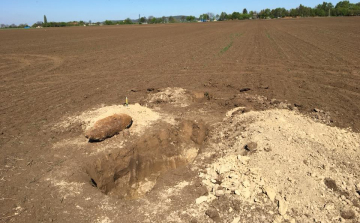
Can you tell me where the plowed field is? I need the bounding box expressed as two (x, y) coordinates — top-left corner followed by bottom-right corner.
(1, 17), (360, 222)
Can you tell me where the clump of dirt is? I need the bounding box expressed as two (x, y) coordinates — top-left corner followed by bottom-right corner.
(85, 113), (132, 142)
(145, 87), (193, 107)
(341, 209), (356, 219)
(86, 119), (207, 199)
(324, 178), (338, 191)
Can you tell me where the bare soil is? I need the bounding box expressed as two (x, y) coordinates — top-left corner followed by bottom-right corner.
(0, 17), (360, 222)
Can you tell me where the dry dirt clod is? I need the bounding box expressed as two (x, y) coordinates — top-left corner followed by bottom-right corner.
(231, 216), (240, 223)
(245, 142), (257, 152)
(240, 188), (251, 199)
(263, 186), (276, 202)
(205, 207), (221, 222)
(324, 178), (338, 191)
(313, 108), (325, 113)
(264, 147), (272, 152)
(215, 190), (225, 197)
(356, 183), (360, 195)
(277, 198), (288, 216)
(273, 215), (283, 223)
(324, 203), (335, 211)
(237, 155), (250, 164)
(196, 196), (208, 204)
(340, 209), (356, 219)
(270, 99), (281, 105)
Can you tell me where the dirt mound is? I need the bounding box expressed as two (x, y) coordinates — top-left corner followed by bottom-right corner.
(195, 109), (360, 222)
(56, 103), (173, 136)
(85, 113), (132, 142)
(146, 87), (192, 107)
(86, 119), (207, 199)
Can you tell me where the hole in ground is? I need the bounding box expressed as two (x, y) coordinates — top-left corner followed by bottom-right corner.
(86, 120), (207, 199)
(90, 178), (97, 187)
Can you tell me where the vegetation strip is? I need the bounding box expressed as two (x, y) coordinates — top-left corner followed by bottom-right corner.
(220, 41), (233, 54)
(1, 1), (359, 28)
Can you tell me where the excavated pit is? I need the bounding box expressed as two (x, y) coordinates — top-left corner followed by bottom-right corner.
(86, 119), (207, 199)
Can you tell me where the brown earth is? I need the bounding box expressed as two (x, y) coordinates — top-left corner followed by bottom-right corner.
(0, 17), (360, 222)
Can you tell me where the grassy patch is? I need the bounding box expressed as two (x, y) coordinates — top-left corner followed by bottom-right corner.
(220, 41), (233, 54)
(219, 33), (243, 54)
(266, 32), (272, 40)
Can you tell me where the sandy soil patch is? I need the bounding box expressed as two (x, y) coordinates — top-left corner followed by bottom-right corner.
(194, 109), (360, 222)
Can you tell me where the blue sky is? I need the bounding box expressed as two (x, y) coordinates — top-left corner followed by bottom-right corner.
(0, 0), (354, 25)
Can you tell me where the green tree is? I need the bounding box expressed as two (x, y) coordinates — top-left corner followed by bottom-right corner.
(44, 15), (47, 27)
(139, 17), (146, 23)
(259, 9), (271, 18)
(334, 1), (360, 16)
(156, 18), (163, 23)
(243, 8), (248, 14)
(231, 12), (241, 20)
(104, 20), (114, 25)
(186, 16), (196, 22)
(169, 16), (176, 23)
(289, 8), (299, 17)
(32, 21), (43, 27)
(199, 13), (209, 21)
(18, 23), (28, 28)
(219, 12), (227, 21)
(148, 16), (154, 24)
(124, 18), (133, 24)
(271, 7), (288, 18)
(336, 1), (350, 9)
(298, 4), (312, 17)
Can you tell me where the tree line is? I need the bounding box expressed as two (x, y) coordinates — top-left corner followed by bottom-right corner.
(257, 1), (360, 18)
(218, 1), (360, 20)
(1, 1), (359, 29)
(135, 1), (360, 24)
